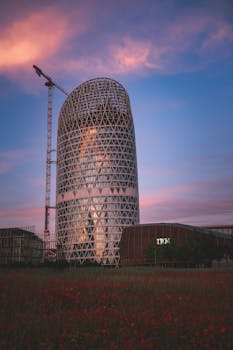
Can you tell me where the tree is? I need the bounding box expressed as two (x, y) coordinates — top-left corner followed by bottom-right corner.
(144, 233), (227, 267)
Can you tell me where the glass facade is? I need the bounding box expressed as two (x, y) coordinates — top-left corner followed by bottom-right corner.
(56, 78), (139, 265)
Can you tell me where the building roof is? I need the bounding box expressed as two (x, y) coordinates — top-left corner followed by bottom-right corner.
(0, 227), (43, 241)
(127, 222), (232, 239)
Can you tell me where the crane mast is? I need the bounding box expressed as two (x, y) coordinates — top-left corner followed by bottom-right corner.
(33, 65), (68, 251)
(44, 81), (53, 242)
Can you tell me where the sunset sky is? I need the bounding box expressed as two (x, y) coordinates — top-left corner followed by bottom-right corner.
(0, 0), (233, 237)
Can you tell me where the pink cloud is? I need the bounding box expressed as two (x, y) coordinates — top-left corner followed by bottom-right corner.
(139, 178), (233, 225)
(201, 21), (233, 50)
(1, 1), (233, 88)
(0, 207), (44, 235)
(0, 207), (43, 219)
(0, 204), (57, 239)
(140, 197), (233, 226)
(0, 4), (89, 90)
(63, 36), (160, 80)
(66, 12), (233, 79)
(140, 183), (200, 207)
(0, 8), (70, 70)
(140, 167), (180, 177)
(109, 36), (162, 73)
(0, 150), (32, 174)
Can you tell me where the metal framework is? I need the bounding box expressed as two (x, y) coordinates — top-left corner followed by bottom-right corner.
(56, 78), (139, 265)
(44, 81), (53, 245)
(33, 65), (68, 250)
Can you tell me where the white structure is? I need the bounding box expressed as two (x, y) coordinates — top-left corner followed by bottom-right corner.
(56, 78), (139, 265)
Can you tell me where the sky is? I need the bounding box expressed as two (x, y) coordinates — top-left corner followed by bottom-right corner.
(0, 0), (233, 237)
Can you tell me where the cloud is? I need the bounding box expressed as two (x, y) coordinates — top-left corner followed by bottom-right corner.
(0, 3), (89, 91)
(140, 182), (200, 207)
(0, 8), (70, 70)
(139, 179), (233, 225)
(0, 207), (43, 219)
(65, 11), (233, 80)
(62, 36), (161, 80)
(0, 205), (57, 240)
(0, 150), (32, 175)
(139, 167), (180, 177)
(140, 197), (233, 226)
(146, 14), (233, 74)
(201, 21), (233, 50)
(0, 206), (44, 235)
(109, 37), (162, 73)
(1, 1), (233, 88)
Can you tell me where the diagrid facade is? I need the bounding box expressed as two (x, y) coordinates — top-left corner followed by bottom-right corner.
(56, 78), (139, 265)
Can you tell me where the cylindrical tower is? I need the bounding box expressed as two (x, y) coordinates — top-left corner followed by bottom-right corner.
(56, 77), (139, 265)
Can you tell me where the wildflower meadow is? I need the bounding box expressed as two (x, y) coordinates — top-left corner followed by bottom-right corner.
(0, 267), (232, 349)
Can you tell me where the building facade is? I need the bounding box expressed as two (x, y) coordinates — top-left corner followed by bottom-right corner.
(120, 223), (232, 266)
(0, 228), (43, 265)
(56, 78), (139, 265)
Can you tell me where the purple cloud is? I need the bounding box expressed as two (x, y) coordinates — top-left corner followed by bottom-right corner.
(0, 0), (232, 88)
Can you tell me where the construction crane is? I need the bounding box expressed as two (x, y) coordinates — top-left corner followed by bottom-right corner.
(33, 65), (68, 250)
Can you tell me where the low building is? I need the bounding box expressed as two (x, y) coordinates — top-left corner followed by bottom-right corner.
(119, 223), (232, 266)
(0, 228), (43, 265)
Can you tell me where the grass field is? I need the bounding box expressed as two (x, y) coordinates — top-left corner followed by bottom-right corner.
(0, 267), (232, 349)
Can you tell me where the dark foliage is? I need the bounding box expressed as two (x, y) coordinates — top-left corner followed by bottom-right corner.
(145, 233), (230, 267)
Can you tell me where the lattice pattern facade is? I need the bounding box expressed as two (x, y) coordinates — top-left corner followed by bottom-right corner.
(56, 78), (139, 265)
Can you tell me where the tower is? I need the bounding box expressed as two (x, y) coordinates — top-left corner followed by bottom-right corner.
(56, 78), (139, 265)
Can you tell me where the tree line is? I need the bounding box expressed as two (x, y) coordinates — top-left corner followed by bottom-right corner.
(144, 234), (233, 267)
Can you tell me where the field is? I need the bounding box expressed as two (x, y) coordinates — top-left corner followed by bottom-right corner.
(0, 267), (232, 350)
